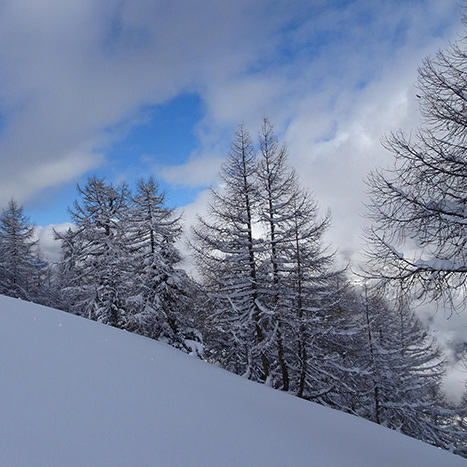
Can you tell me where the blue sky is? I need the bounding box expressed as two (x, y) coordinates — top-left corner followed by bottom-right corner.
(28, 93), (205, 222)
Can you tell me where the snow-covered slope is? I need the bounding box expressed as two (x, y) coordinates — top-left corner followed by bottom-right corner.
(0, 296), (464, 467)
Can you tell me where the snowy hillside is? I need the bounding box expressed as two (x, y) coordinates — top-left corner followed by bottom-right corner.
(0, 296), (464, 467)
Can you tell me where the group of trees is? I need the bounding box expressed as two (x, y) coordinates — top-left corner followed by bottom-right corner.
(190, 119), (465, 454)
(55, 176), (201, 349)
(0, 126), (464, 454)
(0, 178), (198, 350)
(192, 120), (341, 395)
(363, 18), (467, 454)
(0, 119), (465, 455)
(3, 14), (467, 458)
(338, 288), (463, 452)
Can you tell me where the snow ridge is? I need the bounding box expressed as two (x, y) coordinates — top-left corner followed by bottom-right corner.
(0, 296), (464, 467)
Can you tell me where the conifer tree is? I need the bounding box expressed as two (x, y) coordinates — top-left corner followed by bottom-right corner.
(126, 177), (190, 347)
(283, 191), (343, 399)
(55, 177), (130, 327)
(349, 287), (466, 454)
(192, 125), (270, 382)
(256, 118), (295, 390)
(0, 199), (42, 301)
(256, 118), (340, 392)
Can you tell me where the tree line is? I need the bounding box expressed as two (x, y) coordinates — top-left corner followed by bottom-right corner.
(2, 14), (467, 458)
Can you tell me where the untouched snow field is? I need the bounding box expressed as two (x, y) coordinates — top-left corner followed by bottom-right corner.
(0, 296), (465, 467)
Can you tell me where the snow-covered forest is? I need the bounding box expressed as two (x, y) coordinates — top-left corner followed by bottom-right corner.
(2, 12), (467, 462)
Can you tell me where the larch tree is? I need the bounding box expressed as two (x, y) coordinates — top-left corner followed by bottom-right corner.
(350, 287), (466, 454)
(191, 125), (270, 382)
(256, 117), (295, 390)
(55, 177), (131, 327)
(53, 226), (82, 311)
(0, 198), (42, 301)
(193, 119), (344, 393)
(283, 191), (344, 400)
(256, 117), (341, 393)
(126, 177), (190, 348)
(365, 17), (467, 310)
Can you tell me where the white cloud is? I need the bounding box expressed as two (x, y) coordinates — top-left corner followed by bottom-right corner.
(204, 76), (285, 128)
(158, 153), (223, 188)
(161, 1), (463, 268)
(285, 59), (424, 265)
(175, 189), (211, 276)
(442, 365), (466, 405)
(34, 222), (74, 262)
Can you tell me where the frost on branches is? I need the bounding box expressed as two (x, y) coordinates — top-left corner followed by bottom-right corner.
(0, 199), (45, 301)
(192, 120), (345, 395)
(366, 22), (467, 310)
(54, 176), (196, 349)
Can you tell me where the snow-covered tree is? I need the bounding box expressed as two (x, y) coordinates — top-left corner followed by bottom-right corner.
(345, 287), (467, 454)
(192, 120), (347, 393)
(192, 125), (270, 382)
(54, 176), (197, 350)
(0, 199), (43, 301)
(55, 177), (131, 327)
(365, 17), (467, 310)
(282, 192), (344, 399)
(256, 118), (341, 393)
(256, 118), (295, 390)
(126, 177), (191, 348)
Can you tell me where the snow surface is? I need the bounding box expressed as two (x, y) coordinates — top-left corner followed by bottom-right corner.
(0, 295), (465, 467)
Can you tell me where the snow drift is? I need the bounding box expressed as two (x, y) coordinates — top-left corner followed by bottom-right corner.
(0, 295), (464, 466)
